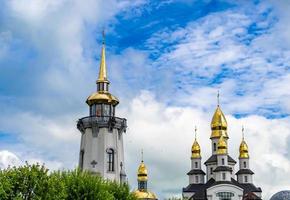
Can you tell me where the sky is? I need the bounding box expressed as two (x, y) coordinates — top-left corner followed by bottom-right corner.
(0, 0), (290, 199)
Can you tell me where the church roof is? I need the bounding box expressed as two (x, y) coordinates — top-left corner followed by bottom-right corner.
(187, 169), (206, 175)
(204, 154), (237, 164)
(184, 178), (262, 200)
(236, 169), (254, 175)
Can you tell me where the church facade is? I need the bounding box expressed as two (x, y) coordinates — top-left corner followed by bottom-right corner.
(182, 105), (262, 200)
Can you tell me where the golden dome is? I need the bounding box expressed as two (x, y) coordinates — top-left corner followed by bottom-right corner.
(137, 161), (148, 181)
(191, 139), (201, 159)
(211, 106), (228, 139)
(239, 139), (249, 159)
(217, 135), (227, 155)
(86, 91), (119, 106)
(133, 190), (157, 199)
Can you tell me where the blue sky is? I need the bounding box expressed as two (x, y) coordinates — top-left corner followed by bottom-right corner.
(0, 0), (290, 199)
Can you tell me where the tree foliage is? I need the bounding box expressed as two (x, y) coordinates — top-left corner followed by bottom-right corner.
(0, 163), (136, 200)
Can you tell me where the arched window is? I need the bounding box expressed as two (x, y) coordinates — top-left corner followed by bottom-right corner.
(107, 148), (114, 172)
(195, 176), (199, 183)
(243, 161), (247, 168)
(222, 158), (225, 165)
(195, 162), (198, 168)
(210, 167), (213, 175)
(79, 150), (84, 169)
(214, 143), (217, 151)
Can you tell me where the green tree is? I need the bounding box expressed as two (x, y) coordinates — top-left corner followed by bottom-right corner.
(0, 163), (136, 200)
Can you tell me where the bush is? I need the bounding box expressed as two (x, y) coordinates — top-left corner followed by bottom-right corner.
(0, 163), (136, 200)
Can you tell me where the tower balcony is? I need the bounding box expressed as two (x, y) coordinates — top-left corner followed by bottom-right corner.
(77, 115), (127, 135)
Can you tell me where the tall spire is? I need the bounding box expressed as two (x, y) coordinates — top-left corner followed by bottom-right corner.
(217, 90), (220, 107)
(242, 126), (245, 140)
(97, 30), (109, 83)
(194, 126), (197, 140)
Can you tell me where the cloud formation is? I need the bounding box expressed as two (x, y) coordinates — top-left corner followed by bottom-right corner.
(0, 0), (290, 199)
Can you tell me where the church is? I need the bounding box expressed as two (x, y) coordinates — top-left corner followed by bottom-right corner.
(76, 33), (262, 200)
(182, 106), (262, 199)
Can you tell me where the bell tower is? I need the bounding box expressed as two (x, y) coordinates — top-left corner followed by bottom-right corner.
(77, 32), (127, 183)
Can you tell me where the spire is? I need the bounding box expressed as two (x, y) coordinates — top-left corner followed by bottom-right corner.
(191, 126), (201, 159)
(217, 90), (220, 107)
(97, 30), (109, 83)
(242, 126), (245, 140)
(239, 127), (249, 159)
(194, 126), (197, 140)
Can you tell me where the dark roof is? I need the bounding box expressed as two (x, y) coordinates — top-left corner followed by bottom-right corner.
(204, 155), (237, 164)
(189, 178), (216, 200)
(236, 169), (254, 175)
(187, 178), (262, 200)
(187, 169), (206, 175)
(240, 183), (262, 193)
(183, 184), (206, 193)
(213, 166), (232, 172)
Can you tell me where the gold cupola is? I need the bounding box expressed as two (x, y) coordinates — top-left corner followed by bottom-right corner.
(137, 160), (148, 182)
(86, 32), (119, 106)
(191, 128), (201, 159)
(133, 153), (158, 200)
(239, 128), (249, 159)
(210, 92), (228, 139)
(217, 135), (227, 155)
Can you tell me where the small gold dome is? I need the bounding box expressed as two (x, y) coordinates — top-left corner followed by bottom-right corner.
(239, 139), (249, 159)
(137, 161), (148, 181)
(211, 106), (228, 139)
(133, 190), (157, 199)
(217, 135), (227, 155)
(86, 91), (119, 106)
(191, 139), (201, 159)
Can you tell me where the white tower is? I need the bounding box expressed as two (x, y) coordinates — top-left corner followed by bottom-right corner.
(236, 128), (254, 184)
(188, 127), (205, 185)
(77, 33), (127, 183)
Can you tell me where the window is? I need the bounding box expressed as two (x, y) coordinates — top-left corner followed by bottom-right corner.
(79, 150), (84, 169)
(222, 158), (225, 165)
(195, 176), (199, 183)
(195, 162), (198, 168)
(138, 181), (147, 190)
(245, 175), (248, 183)
(210, 167), (213, 175)
(103, 104), (111, 116)
(214, 143), (217, 151)
(91, 105), (96, 116)
(216, 192), (234, 200)
(96, 104), (102, 116)
(222, 173), (226, 180)
(244, 161), (247, 168)
(107, 148), (114, 172)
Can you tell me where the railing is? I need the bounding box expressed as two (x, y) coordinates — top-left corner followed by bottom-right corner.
(77, 115), (127, 133)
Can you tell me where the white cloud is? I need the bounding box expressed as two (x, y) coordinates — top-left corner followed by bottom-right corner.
(0, 150), (21, 169)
